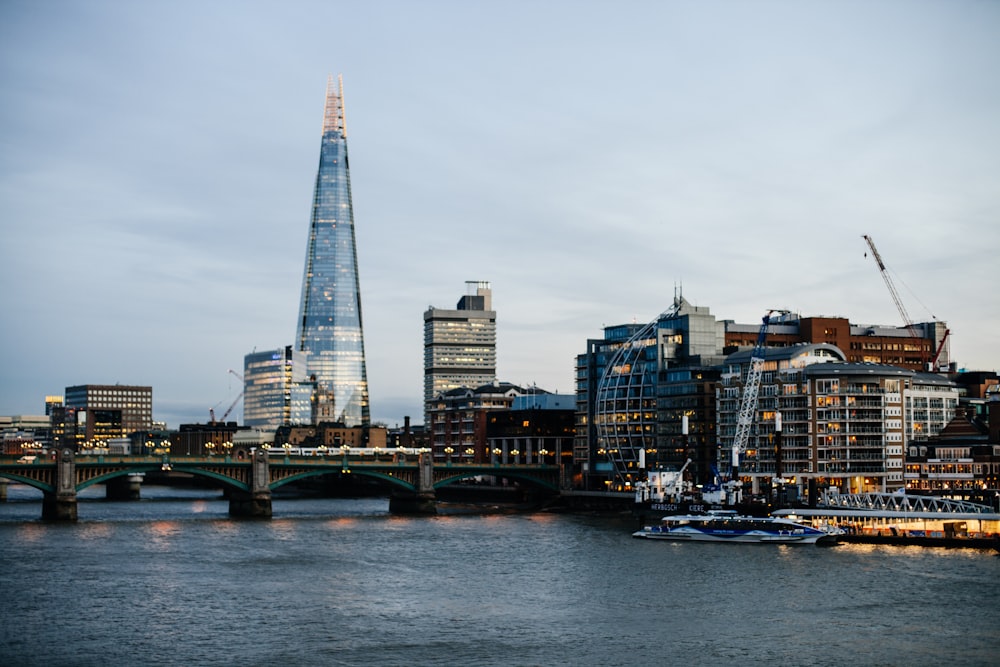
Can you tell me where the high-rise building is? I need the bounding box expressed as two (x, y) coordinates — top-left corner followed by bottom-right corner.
(243, 346), (313, 429)
(423, 281), (497, 421)
(295, 75), (370, 427)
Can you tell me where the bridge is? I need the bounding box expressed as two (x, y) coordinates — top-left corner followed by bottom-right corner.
(819, 491), (996, 514)
(0, 449), (561, 520)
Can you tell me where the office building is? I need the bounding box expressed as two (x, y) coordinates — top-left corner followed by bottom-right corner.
(61, 384), (153, 448)
(243, 346), (313, 429)
(295, 75), (370, 427)
(575, 294), (726, 490)
(423, 281), (496, 422)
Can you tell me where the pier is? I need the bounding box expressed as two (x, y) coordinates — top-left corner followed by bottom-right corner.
(774, 492), (1000, 549)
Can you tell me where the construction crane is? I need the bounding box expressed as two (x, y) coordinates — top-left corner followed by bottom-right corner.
(931, 328), (951, 371)
(725, 309), (788, 503)
(209, 370), (245, 423)
(862, 235), (942, 370)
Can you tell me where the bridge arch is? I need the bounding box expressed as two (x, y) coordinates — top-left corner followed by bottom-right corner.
(268, 467), (419, 494)
(433, 470), (560, 493)
(0, 471), (53, 494)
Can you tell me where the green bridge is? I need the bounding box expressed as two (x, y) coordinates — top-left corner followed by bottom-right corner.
(0, 449), (562, 520)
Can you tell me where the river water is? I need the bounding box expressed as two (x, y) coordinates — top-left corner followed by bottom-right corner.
(1, 484), (997, 667)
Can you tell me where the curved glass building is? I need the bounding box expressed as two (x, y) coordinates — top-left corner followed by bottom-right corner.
(296, 75), (370, 427)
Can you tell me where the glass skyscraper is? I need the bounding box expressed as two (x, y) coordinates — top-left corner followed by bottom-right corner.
(296, 75), (370, 427)
(243, 346), (313, 429)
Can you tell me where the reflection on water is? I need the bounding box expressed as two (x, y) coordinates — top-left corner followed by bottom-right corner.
(0, 485), (998, 667)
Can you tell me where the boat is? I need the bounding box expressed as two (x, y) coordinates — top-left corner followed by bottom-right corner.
(632, 510), (842, 545)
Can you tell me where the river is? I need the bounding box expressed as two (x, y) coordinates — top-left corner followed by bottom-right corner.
(1, 484), (997, 666)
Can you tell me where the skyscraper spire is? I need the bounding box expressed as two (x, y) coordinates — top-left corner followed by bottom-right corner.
(296, 74), (370, 427)
(322, 74), (347, 137)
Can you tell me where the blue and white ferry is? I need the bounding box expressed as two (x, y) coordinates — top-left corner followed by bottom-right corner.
(632, 511), (842, 545)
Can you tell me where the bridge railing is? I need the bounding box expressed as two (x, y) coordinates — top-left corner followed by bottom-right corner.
(820, 491), (993, 514)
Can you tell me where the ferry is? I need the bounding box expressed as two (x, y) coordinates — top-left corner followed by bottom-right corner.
(632, 511), (842, 545)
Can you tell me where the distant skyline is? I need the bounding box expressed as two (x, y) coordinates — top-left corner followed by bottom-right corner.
(2, 1), (998, 428)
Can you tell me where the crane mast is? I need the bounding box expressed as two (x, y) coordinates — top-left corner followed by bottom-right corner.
(209, 370), (245, 423)
(730, 310), (786, 479)
(862, 234), (928, 366)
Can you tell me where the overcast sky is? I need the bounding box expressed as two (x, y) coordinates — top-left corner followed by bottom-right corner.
(2, 0), (998, 429)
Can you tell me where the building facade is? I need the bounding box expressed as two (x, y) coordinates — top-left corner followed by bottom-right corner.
(724, 315), (949, 373)
(423, 281), (496, 422)
(427, 382), (523, 462)
(904, 403), (1000, 497)
(717, 348), (959, 500)
(273, 423), (387, 450)
(61, 384), (153, 449)
(295, 75), (370, 427)
(486, 394), (575, 474)
(574, 295), (726, 490)
(243, 346), (313, 429)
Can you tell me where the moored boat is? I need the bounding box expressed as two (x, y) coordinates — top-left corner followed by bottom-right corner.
(632, 510), (842, 545)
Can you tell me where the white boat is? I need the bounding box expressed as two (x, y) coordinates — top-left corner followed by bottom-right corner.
(632, 511), (842, 545)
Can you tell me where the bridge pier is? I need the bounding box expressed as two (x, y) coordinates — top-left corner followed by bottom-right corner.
(42, 449), (77, 521)
(388, 491), (437, 514)
(389, 451), (436, 514)
(0, 478), (7, 502)
(106, 473), (144, 500)
(228, 448), (272, 518)
(228, 491), (272, 518)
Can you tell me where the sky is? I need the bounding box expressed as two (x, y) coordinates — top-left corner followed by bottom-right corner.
(1, 0), (998, 429)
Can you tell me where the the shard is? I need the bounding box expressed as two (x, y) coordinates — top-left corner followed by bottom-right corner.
(295, 74), (370, 427)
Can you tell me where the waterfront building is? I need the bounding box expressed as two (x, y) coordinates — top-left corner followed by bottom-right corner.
(574, 294), (726, 490)
(423, 281), (496, 423)
(574, 293), (968, 491)
(575, 322), (646, 490)
(295, 75), (370, 427)
(386, 416), (429, 450)
(171, 422), (239, 457)
(243, 346), (313, 429)
(130, 429), (173, 455)
(1, 416), (51, 455)
(724, 315), (950, 373)
(427, 382), (524, 462)
(232, 427), (274, 458)
(59, 384), (153, 449)
(904, 403), (1000, 496)
(274, 422), (387, 450)
(656, 366), (722, 487)
(485, 393), (575, 472)
(717, 347), (959, 499)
